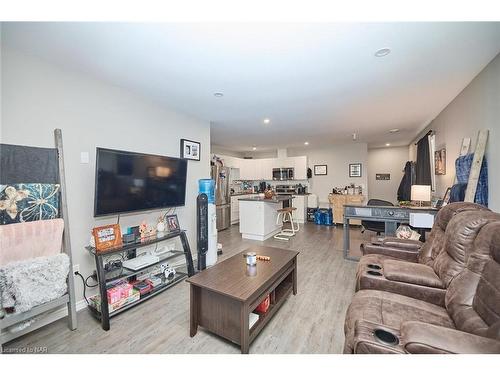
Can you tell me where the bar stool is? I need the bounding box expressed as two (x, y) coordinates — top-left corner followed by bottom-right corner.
(274, 207), (299, 241)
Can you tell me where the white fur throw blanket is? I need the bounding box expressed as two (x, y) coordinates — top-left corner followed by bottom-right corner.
(0, 253), (69, 314)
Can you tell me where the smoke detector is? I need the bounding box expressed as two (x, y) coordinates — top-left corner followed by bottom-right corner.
(375, 48), (391, 57)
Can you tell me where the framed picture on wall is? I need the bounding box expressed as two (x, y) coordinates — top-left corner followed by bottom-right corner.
(376, 173), (390, 180)
(314, 165), (327, 176)
(435, 148), (446, 175)
(180, 139), (201, 161)
(349, 163), (362, 178)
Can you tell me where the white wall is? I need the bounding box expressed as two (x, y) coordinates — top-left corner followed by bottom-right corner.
(1, 47), (210, 306)
(367, 146), (409, 204)
(288, 143), (368, 203)
(409, 53), (500, 211)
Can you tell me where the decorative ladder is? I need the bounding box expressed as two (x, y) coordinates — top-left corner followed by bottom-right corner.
(464, 130), (489, 203)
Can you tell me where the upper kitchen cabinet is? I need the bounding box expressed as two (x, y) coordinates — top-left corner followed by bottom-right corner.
(291, 156), (308, 180)
(219, 155), (236, 168)
(239, 158), (257, 180)
(215, 153), (307, 181)
(257, 158), (273, 180)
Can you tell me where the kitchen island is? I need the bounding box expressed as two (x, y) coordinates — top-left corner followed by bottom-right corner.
(238, 195), (293, 241)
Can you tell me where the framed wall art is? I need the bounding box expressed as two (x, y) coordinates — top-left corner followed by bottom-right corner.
(349, 163), (362, 178)
(314, 165), (327, 176)
(435, 148), (446, 175)
(376, 173), (390, 180)
(180, 139), (201, 161)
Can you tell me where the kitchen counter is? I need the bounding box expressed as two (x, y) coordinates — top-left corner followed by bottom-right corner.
(238, 195), (294, 202)
(230, 192), (258, 196)
(238, 196), (290, 241)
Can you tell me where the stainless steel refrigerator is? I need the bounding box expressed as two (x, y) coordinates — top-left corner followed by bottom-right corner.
(211, 165), (231, 231)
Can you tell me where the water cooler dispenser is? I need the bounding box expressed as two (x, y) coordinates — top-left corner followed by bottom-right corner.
(198, 179), (218, 269)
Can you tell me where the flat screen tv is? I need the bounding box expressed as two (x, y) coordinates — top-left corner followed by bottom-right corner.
(94, 148), (188, 217)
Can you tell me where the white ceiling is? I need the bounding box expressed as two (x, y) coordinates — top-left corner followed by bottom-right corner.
(3, 22), (500, 151)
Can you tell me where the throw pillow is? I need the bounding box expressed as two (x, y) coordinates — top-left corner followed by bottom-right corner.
(0, 184), (60, 225)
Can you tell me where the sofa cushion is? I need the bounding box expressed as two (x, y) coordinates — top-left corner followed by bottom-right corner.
(446, 221), (500, 339)
(418, 202), (490, 266)
(383, 259), (444, 289)
(344, 289), (454, 353)
(433, 210), (499, 287)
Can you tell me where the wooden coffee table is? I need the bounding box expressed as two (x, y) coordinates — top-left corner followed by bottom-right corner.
(186, 246), (298, 353)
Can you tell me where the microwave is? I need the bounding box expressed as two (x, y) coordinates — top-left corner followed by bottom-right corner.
(272, 167), (294, 181)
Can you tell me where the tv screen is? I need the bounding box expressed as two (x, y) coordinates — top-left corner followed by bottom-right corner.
(94, 148), (188, 217)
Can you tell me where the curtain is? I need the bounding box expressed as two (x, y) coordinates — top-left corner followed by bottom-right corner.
(428, 134), (436, 191)
(397, 161), (416, 201)
(416, 133), (432, 185)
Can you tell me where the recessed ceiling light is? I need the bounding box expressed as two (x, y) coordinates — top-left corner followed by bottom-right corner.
(304, 141), (309, 145)
(263, 118), (270, 124)
(252, 146), (257, 151)
(375, 48), (391, 57)
(386, 143), (391, 147)
(213, 92), (224, 97)
(389, 128), (400, 133)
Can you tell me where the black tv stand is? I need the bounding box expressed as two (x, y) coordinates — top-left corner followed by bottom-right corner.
(85, 230), (195, 331)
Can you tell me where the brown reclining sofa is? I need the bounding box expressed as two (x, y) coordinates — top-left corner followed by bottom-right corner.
(343, 206), (500, 354)
(356, 203), (493, 306)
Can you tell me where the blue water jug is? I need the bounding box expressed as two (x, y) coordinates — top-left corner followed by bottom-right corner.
(314, 210), (323, 225)
(198, 179), (215, 204)
(323, 208), (333, 226)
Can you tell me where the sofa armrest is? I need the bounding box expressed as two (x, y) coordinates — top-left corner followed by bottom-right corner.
(401, 321), (500, 354)
(383, 260), (444, 288)
(379, 237), (423, 250)
(351, 320), (405, 354)
(361, 243), (419, 263)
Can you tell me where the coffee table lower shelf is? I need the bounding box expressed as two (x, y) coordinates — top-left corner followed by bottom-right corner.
(188, 260), (297, 354)
(249, 278), (293, 342)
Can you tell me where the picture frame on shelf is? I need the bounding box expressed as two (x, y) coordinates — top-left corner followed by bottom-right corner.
(180, 139), (201, 161)
(92, 224), (122, 252)
(314, 165), (327, 176)
(349, 163), (362, 178)
(166, 214), (181, 232)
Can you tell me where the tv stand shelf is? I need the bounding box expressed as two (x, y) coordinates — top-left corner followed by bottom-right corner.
(85, 230), (195, 331)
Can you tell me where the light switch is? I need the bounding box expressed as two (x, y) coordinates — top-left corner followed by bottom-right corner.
(80, 152), (90, 164)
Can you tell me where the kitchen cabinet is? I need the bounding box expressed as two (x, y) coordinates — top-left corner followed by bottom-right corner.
(230, 195), (240, 224)
(291, 156), (307, 180)
(329, 194), (366, 225)
(221, 155), (236, 168)
(218, 154), (307, 181)
(239, 159), (256, 180)
(257, 158), (273, 180)
(292, 195), (307, 223)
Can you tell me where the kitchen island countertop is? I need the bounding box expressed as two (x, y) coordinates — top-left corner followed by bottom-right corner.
(238, 195), (294, 202)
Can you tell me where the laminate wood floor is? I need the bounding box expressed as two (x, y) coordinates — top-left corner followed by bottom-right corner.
(4, 223), (372, 354)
